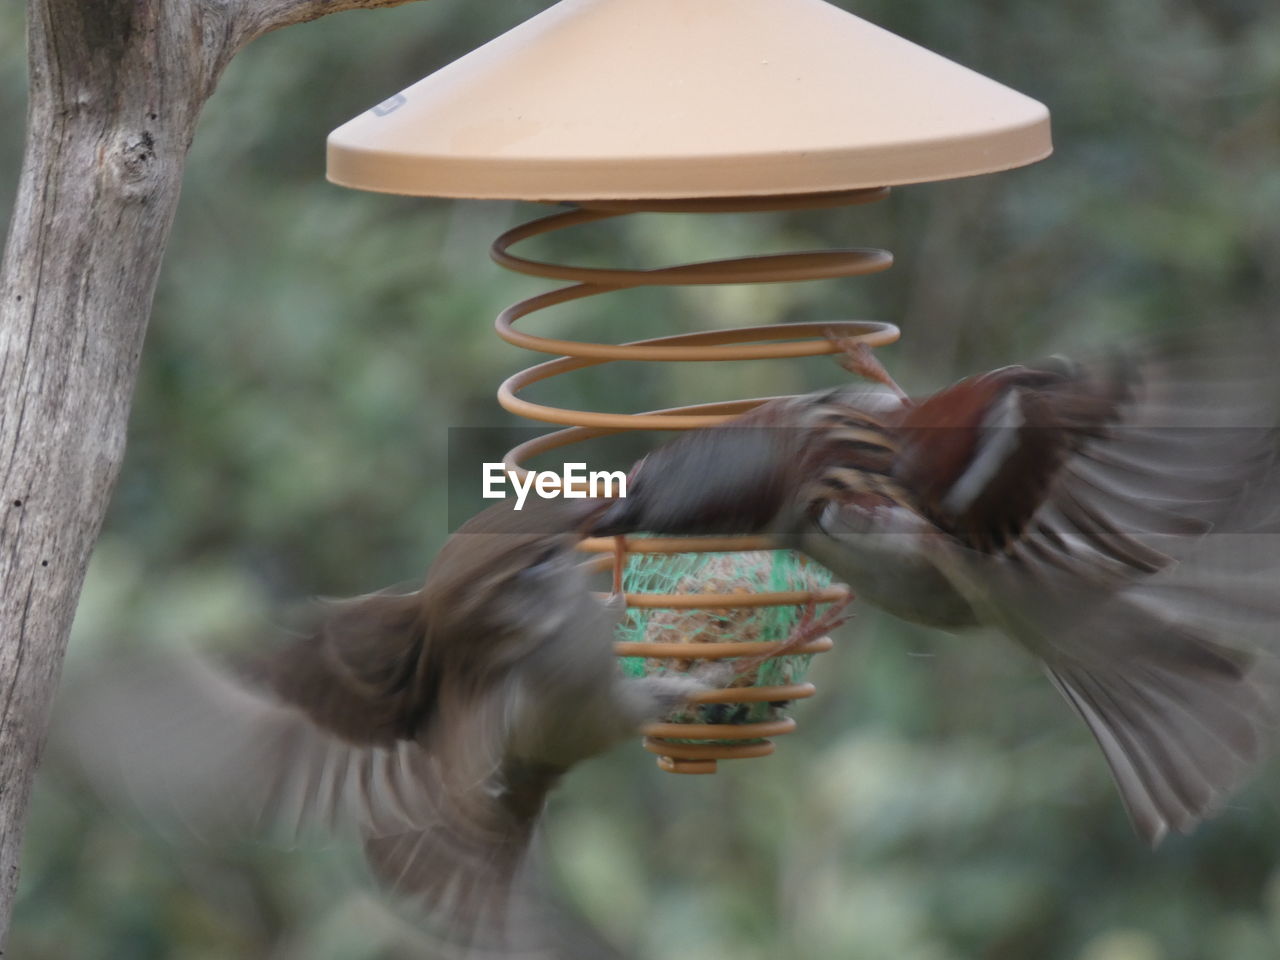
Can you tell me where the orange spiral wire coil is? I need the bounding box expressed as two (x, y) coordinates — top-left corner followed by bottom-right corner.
(494, 188), (899, 772)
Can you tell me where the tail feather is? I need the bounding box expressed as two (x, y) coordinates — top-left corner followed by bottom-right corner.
(1044, 630), (1274, 844)
(1048, 666), (1187, 841)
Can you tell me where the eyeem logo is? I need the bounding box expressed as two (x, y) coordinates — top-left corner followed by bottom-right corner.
(482, 463), (627, 510)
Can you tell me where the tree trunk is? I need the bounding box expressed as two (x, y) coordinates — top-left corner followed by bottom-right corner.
(0, 0), (426, 945)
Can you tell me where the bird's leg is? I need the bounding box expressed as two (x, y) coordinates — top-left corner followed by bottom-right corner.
(826, 331), (911, 405)
(612, 535), (627, 598)
(732, 595), (853, 679)
(606, 456), (648, 599)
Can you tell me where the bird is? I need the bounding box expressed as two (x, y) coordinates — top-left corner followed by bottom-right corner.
(56, 496), (716, 958)
(587, 332), (1280, 845)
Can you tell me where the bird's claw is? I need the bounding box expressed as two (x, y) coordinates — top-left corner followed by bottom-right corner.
(825, 329), (911, 405)
(611, 534), (627, 600)
(731, 594), (853, 680)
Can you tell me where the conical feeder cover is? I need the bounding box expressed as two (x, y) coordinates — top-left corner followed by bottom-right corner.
(327, 0), (1051, 199)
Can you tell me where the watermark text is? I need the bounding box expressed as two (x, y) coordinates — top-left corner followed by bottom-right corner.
(482, 462), (626, 510)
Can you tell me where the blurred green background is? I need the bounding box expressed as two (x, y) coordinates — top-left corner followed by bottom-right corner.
(4, 0), (1280, 957)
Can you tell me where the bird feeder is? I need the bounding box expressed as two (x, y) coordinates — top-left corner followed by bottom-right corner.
(327, 0), (1051, 772)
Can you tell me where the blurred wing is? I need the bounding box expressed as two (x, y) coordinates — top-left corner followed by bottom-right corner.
(55, 653), (486, 842)
(358, 701), (586, 957)
(53, 654), (568, 952)
(817, 336), (1280, 841)
(256, 589), (435, 746)
(892, 362), (1117, 552)
(899, 343), (1280, 583)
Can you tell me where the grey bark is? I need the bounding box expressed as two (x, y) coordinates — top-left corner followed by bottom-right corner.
(0, 0), (427, 946)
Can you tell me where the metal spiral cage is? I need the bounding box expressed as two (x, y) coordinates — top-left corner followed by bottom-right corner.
(495, 188), (900, 773)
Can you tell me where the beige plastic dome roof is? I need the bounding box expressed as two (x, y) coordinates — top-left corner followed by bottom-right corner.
(327, 0), (1052, 200)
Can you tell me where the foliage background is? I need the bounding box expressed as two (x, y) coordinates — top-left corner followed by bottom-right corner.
(3, 0), (1280, 957)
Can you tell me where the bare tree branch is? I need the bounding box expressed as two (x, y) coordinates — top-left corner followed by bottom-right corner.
(0, 0), (431, 944)
(229, 0), (434, 52)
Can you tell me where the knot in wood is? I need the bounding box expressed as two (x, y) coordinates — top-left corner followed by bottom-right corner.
(116, 130), (158, 186)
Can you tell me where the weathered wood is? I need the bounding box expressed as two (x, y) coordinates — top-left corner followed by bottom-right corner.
(0, 0), (428, 944)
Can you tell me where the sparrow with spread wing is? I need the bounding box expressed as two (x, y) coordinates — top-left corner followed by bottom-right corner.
(589, 335), (1280, 844)
(59, 497), (712, 957)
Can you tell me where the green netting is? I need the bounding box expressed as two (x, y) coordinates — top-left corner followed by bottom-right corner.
(614, 549), (833, 738)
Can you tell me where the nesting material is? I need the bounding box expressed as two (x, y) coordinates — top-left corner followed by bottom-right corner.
(616, 550), (834, 736)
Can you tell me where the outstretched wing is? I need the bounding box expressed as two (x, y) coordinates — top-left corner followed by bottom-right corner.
(887, 336), (1280, 842)
(55, 651), (594, 954)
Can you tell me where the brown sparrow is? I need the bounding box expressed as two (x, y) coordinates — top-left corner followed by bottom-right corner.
(589, 336), (1280, 844)
(58, 497), (711, 956)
